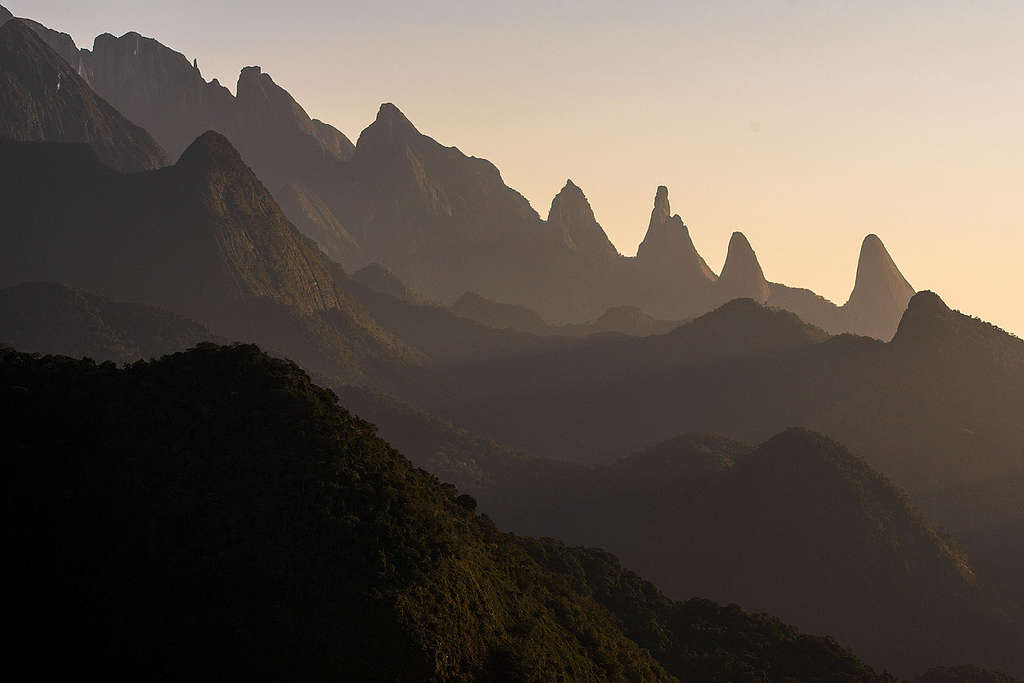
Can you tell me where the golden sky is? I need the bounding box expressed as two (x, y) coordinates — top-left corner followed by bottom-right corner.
(19, 0), (1024, 336)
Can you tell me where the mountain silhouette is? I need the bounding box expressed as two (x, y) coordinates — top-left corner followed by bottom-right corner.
(417, 291), (1024, 630)
(0, 135), (419, 383)
(637, 185), (718, 285)
(508, 429), (1024, 678)
(0, 20), (166, 171)
(12, 11), (919, 339)
(718, 232), (771, 303)
(3, 343), (891, 681)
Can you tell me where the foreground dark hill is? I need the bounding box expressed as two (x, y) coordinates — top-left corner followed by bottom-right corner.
(2, 344), (890, 682)
(0, 282), (214, 362)
(0, 135), (416, 384)
(0, 19), (165, 171)
(508, 430), (1024, 679)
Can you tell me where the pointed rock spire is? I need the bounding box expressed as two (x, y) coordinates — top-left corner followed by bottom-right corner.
(636, 186), (716, 284)
(0, 6), (12, 26)
(547, 179), (617, 259)
(843, 234), (915, 340)
(718, 231), (770, 303)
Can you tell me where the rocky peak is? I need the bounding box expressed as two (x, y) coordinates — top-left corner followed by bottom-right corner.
(652, 185), (671, 222)
(843, 234), (915, 340)
(636, 186), (716, 283)
(718, 231), (770, 303)
(174, 130), (247, 176)
(355, 103), (422, 153)
(0, 6), (11, 25)
(546, 180), (617, 259)
(235, 66), (315, 133)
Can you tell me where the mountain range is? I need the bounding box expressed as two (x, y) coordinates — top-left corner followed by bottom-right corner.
(5, 8), (916, 340)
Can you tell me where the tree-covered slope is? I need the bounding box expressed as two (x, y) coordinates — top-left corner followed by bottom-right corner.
(508, 430), (1024, 679)
(2, 344), (888, 681)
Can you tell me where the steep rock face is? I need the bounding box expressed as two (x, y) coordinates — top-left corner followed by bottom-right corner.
(87, 30), (235, 162)
(274, 182), (365, 268)
(20, 18), (89, 76)
(841, 234), (915, 340)
(718, 231), (770, 304)
(636, 186), (717, 285)
(230, 65), (339, 190)
(0, 6), (11, 25)
(0, 20), (166, 171)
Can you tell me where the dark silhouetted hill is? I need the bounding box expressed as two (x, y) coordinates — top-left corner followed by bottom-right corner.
(508, 429), (1024, 678)
(2, 344), (889, 681)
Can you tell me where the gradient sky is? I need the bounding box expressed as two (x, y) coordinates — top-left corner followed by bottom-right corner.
(13, 0), (1024, 335)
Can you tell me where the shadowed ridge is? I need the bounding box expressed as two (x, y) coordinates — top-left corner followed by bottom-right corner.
(842, 234), (915, 339)
(353, 263), (420, 303)
(174, 129), (246, 170)
(718, 231), (770, 303)
(0, 6), (11, 25)
(636, 185), (717, 283)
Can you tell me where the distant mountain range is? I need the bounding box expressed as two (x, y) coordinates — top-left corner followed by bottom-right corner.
(3, 8), (916, 340)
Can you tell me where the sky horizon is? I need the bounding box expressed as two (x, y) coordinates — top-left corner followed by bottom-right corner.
(11, 0), (1024, 336)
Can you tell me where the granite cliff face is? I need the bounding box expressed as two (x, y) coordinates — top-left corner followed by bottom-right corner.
(0, 20), (166, 172)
